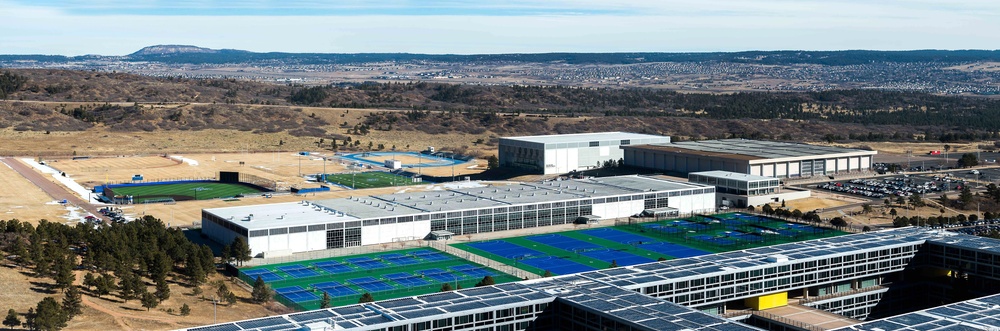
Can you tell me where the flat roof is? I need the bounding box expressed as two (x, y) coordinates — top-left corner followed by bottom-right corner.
(205, 202), (360, 229)
(206, 176), (710, 230)
(501, 132), (668, 145)
(834, 293), (1000, 331)
(691, 170), (776, 181)
(627, 139), (875, 160)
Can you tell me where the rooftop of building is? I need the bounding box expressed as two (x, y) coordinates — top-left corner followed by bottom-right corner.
(500, 131), (669, 145)
(834, 293), (1000, 331)
(626, 139), (876, 160)
(690, 170), (776, 182)
(205, 176), (711, 230)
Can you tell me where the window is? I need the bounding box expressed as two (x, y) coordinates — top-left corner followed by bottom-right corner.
(620, 139), (631, 145)
(589, 141), (600, 147)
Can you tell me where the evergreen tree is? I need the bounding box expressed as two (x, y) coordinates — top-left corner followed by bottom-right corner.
(230, 237), (252, 266)
(320, 291), (331, 308)
(217, 283), (234, 305)
(475, 275), (496, 287)
(82, 273), (96, 291)
(180, 303), (191, 316)
(34, 297), (67, 331)
(3, 309), (21, 329)
(609, 260), (619, 268)
(53, 255), (75, 290)
(62, 286), (82, 318)
(251, 276), (272, 304)
(141, 291), (159, 311)
(359, 293), (374, 303)
(960, 185), (974, 208)
(221, 243), (232, 264)
(657, 257), (668, 261)
(440, 283), (453, 292)
(155, 277), (171, 302)
(487, 155), (499, 169)
(542, 270), (553, 278)
(24, 308), (34, 331)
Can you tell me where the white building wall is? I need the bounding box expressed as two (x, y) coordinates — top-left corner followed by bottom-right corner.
(789, 162), (801, 177)
(289, 232), (309, 252)
(361, 220), (433, 245)
(269, 234), (289, 252)
(248, 236), (268, 256)
(591, 200), (646, 219)
(826, 159), (837, 173)
(307, 231), (326, 251)
(668, 193), (716, 214)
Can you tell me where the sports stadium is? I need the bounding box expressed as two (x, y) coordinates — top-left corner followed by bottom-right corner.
(96, 171), (275, 204)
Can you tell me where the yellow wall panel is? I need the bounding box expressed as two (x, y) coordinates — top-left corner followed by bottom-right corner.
(745, 292), (788, 310)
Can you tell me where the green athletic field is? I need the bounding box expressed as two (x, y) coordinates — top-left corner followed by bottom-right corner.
(322, 172), (423, 189)
(238, 248), (521, 311)
(106, 182), (264, 203)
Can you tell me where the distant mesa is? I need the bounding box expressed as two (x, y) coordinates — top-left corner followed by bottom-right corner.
(130, 45), (221, 56)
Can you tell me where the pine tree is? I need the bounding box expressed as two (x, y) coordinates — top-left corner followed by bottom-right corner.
(217, 283), (233, 305)
(230, 237), (252, 266)
(53, 254), (75, 290)
(359, 292), (374, 303)
(440, 283), (453, 292)
(24, 308), (34, 331)
(141, 291), (159, 311)
(251, 276), (272, 304)
(180, 303), (191, 316)
(3, 309), (21, 329)
(542, 270), (553, 278)
(609, 260), (619, 268)
(320, 291), (331, 308)
(34, 297), (67, 331)
(62, 285), (83, 318)
(155, 277), (171, 302)
(475, 275), (495, 287)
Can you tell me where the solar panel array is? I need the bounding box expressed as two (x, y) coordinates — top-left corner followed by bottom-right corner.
(182, 228), (1000, 331)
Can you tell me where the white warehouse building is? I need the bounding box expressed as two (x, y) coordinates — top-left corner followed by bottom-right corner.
(622, 139), (877, 178)
(499, 132), (671, 174)
(201, 175), (715, 256)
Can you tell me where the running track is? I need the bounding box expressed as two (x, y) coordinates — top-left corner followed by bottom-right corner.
(0, 157), (104, 221)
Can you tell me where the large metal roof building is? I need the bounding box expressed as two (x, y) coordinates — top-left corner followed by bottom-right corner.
(499, 132), (671, 174)
(622, 139), (877, 178)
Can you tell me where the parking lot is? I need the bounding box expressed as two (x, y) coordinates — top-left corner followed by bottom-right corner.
(814, 172), (973, 200)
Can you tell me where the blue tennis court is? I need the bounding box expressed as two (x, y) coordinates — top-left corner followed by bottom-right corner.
(638, 242), (709, 258)
(580, 228), (658, 245)
(346, 257), (389, 270)
(313, 261), (354, 274)
(385, 272), (432, 287)
(312, 281), (358, 297)
(526, 234), (603, 252)
(381, 253), (421, 266)
(467, 240), (544, 259)
(275, 286), (321, 303)
(673, 220), (710, 231)
(278, 265), (320, 279)
(519, 256), (595, 275)
(693, 235), (737, 246)
(642, 224), (686, 233)
(410, 250), (452, 262)
(580, 249), (653, 266)
(730, 233), (764, 242)
(417, 268), (462, 283)
(242, 268), (284, 282)
(348, 277), (395, 292)
(450, 264), (493, 278)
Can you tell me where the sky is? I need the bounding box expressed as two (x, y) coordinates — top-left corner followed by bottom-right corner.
(2, 0), (999, 55)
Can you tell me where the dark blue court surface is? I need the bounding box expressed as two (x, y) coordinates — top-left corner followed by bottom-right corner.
(642, 224), (686, 233)
(278, 265), (320, 279)
(348, 277), (395, 292)
(527, 234), (603, 252)
(381, 253), (420, 266)
(467, 240), (545, 259)
(313, 281), (359, 297)
(580, 249), (653, 266)
(275, 286), (320, 303)
(410, 250), (452, 262)
(449, 264), (493, 278)
(346, 257), (389, 270)
(580, 228), (658, 245)
(417, 268), (462, 283)
(636, 242), (709, 258)
(242, 268), (284, 282)
(519, 256), (596, 275)
(312, 261), (354, 274)
(384, 273), (431, 287)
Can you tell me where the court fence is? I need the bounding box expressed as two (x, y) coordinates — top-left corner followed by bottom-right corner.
(243, 241), (430, 267)
(429, 241), (540, 280)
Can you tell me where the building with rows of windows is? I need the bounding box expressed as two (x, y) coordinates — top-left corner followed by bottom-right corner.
(622, 139), (877, 178)
(183, 227), (1000, 331)
(498, 132), (672, 174)
(688, 171), (811, 208)
(201, 175), (715, 257)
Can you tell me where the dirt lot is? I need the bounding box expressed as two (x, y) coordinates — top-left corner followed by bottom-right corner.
(0, 159), (71, 223)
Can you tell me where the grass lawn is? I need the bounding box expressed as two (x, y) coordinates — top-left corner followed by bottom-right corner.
(107, 182), (263, 202)
(323, 172), (423, 189)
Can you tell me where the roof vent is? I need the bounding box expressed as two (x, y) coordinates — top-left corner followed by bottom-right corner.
(765, 255), (788, 263)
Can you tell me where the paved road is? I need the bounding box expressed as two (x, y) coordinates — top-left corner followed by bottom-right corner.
(0, 157), (103, 219)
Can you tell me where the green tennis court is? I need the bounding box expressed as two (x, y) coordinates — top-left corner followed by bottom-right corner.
(106, 182), (263, 203)
(238, 248), (520, 311)
(322, 171), (423, 189)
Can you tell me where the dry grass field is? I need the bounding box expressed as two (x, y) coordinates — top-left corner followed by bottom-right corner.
(0, 159), (70, 222)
